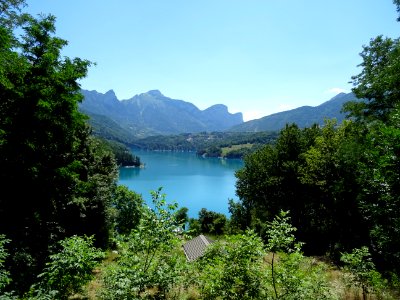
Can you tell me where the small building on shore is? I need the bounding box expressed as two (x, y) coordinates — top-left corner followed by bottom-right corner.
(182, 234), (214, 262)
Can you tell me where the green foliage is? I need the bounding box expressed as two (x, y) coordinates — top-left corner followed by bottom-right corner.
(266, 252), (336, 300)
(265, 211), (299, 299)
(341, 246), (387, 300)
(188, 218), (201, 236)
(264, 211), (336, 300)
(197, 208), (227, 235)
(354, 114), (400, 274)
(197, 230), (265, 300)
(174, 207), (189, 230)
(343, 35), (400, 122)
(264, 210), (301, 253)
(194, 218), (336, 300)
(0, 235), (11, 293)
(234, 120), (369, 259)
(228, 198), (248, 233)
(111, 185), (143, 235)
(235, 123), (310, 223)
(235, 124), (324, 248)
(395, 0), (400, 21)
(99, 139), (141, 167)
(0, 8), (118, 292)
(100, 189), (188, 299)
(0, 0), (26, 29)
(133, 131), (278, 157)
(33, 235), (105, 299)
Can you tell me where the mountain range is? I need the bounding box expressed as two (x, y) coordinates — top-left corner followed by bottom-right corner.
(78, 89), (359, 143)
(79, 89), (243, 140)
(229, 92), (358, 132)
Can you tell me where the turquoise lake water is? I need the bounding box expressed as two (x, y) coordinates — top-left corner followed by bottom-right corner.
(118, 149), (244, 219)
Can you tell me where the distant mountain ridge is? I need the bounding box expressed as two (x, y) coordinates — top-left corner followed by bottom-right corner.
(79, 89), (360, 143)
(230, 92), (359, 132)
(79, 89), (243, 139)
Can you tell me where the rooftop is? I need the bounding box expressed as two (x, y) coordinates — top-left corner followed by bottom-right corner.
(182, 234), (214, 262)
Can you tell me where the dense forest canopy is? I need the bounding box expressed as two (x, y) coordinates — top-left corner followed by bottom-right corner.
(0, 0), (400, 299)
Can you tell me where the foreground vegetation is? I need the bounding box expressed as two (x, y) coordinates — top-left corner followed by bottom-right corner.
(1, 0), (400, 299)
(1, 190), (398, 299)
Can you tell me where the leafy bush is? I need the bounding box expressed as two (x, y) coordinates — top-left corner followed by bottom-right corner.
(100, 188), (189, 299)
(33, 235), (105, 299)
(197, 230), (265, 300)
(341, 246), (389, 300)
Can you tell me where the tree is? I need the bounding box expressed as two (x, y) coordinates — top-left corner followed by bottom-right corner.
(228, 198), (248, 233)
(341, 1), (400, 275)
(198, 208), (227, 235)
(298, 119), (368, 256)
(234, 124), (320, 244)
(111, 185), (143, 235)
(188, 218), (201, 236)
(0, 9), (118, 292)
(174, 207), (189, 230)
(353, 112), (400, 274)
(234, 120), (371, 260)
(343, 2), (400, 123)
(264, 210), (300, 299)
(0, 0), (26, 29)
(343, 35), (400, 122)
(393, 0), (400, 21)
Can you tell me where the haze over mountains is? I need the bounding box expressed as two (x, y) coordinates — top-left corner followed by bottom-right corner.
(79, 89), (359, 143)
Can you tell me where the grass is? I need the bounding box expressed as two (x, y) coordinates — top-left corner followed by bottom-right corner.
(221, 143), (253, 156)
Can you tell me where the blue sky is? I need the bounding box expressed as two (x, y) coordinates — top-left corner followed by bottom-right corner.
(24, 0), (398, 121)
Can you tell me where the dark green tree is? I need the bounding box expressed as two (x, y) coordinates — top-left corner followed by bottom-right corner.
(174, 206), (189, 230)
(0, 0), (26, 29)
(352, 112), (400, 274)
(394, 0), (400, 21)
(235, 124), (319, 240)
(341, 1), (400, 274)
(343, 2), (400, 123)
(198, 208), (227, 235)
(111, 185), (143, 235)
(343, 36), (400, 122)
(234, 121), (368, 258)
(298, 120), (367, 256)
(228, 198), (248, 233)
(0, 8), (118, 292)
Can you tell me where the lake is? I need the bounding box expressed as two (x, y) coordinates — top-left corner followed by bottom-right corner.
(118, 149), (244, 219)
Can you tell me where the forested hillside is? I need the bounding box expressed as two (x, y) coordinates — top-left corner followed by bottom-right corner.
(0, 1), (400, 299)
(131, 131), (278, 158)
